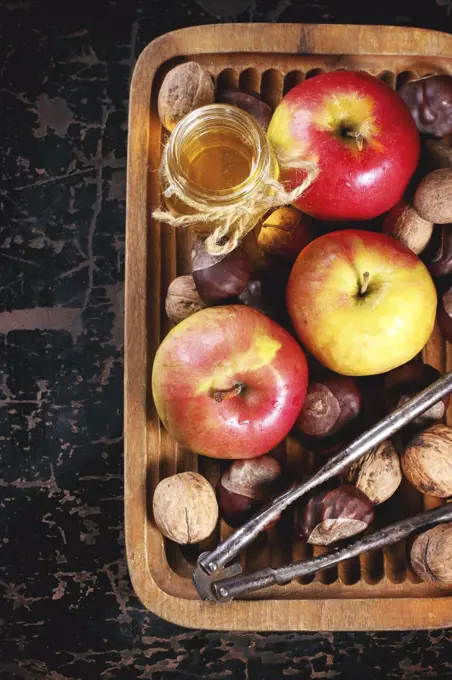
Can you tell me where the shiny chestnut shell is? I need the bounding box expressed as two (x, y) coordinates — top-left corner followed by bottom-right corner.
(384, 360), (448, 428)
(216, 89), (273, 131)
(217, 456), (282, 528)
(298, 484), (374, 546)
(424, 224), (452, 277)
(237, 268), (291, 325)
(191, 240), (251, 304)
(398, 75), (452, 138)
(296, 376), (363, 438)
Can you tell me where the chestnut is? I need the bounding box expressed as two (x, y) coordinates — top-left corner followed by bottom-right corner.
(257, 207), (315, 261)
(267, 442), (287, 469)
(398, 75), (452, 138)
(191, 239), (251, 304)
(217, 455), (282, 528)
(422, 224), (452, 277)
(296, 376), (362, 438)
(237, 275), (277, 319)
(423, 138), (452, 171)
(237, 267), (290, 325)
(385, 360), (438, 398)
(397, 393), (447, 427)
(438, 286), (452, 342)
(384, 360), (448, 426)
(298, 484), (374, 546)
(424, 224), (452, 278)
(216, 89), (273, 131)
(298, 377), (384, 457)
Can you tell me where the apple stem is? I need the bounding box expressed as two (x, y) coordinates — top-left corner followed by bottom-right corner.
(345, 130), (364, 151)
(359, 271), (370, 296)
(213, 383), (244, 403)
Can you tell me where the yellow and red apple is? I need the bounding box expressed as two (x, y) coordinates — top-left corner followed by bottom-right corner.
(152, 305), (308, 459)
(268, 70), (420, 221)
(286, 230), (437, 376)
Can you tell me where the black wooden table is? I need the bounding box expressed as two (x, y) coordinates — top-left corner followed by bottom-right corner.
(1, 1), (452, 678)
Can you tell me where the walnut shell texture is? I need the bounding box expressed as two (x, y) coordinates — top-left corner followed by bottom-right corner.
(165, 275), (206, 324)
(153, 472), (218, 544)
(346, 440), (402, 505)
(414, 169), (452, 224)
(382, 201), (433, 255)
(410, 523), (452, 583)
(402, 423), (452, 498)
(157, 62), (215, 132)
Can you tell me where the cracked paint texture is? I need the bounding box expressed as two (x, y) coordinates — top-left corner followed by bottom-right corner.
(1, 0), (452, 678)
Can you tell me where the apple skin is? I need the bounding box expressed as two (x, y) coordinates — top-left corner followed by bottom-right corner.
(287, 230), (437, 377)
(152, 305), (309, 459)
(267, 70), (420, 221)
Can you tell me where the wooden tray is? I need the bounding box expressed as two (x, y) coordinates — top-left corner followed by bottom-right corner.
(125, 23), (452, 631)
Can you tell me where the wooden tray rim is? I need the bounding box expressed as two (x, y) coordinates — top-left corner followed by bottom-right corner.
(125, 22), (452, 631)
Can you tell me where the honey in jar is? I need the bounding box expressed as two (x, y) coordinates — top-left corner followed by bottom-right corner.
(159, 104), (278, 238)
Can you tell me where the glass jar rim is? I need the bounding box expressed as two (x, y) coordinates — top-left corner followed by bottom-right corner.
(164, 104), (272, 208)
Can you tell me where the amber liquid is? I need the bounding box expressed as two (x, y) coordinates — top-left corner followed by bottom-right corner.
(180, 128), (256, 192)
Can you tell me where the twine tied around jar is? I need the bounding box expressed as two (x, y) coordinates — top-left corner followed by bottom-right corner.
(152, 151), (319, 257)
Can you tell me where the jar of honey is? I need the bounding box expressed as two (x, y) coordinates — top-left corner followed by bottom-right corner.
(159, 104), (279, 244)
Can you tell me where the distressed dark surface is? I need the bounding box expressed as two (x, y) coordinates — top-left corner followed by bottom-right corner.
(1, 0), (452, 678)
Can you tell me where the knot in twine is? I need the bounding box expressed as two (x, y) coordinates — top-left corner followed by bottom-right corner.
(152, 150), (319, 257)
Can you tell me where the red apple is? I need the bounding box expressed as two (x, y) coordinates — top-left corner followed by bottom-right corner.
(267, 70), (420, 221)
(287, 230), (437, 376)
(152, 305), (308, 459)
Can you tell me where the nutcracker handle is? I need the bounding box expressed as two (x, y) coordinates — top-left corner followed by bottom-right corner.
(197, 370), (452, 577)
(211, 503), (452, 602)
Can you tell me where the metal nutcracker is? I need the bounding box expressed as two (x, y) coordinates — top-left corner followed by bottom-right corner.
(193, 370), (452, 602)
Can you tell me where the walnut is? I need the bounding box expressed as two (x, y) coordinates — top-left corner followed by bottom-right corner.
(165, 275), (206, 324)
(382, 200), (433, 255)
(410, 523), (452, 583)
(345, 440), (402, 505)
(158, 62), (215, 132)
(414, 168), (452, 224)
(402, 423), (452, 498)
(152, 472), (218, 544)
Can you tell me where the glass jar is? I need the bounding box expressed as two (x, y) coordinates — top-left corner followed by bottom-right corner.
(159, 104), (279, 241)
